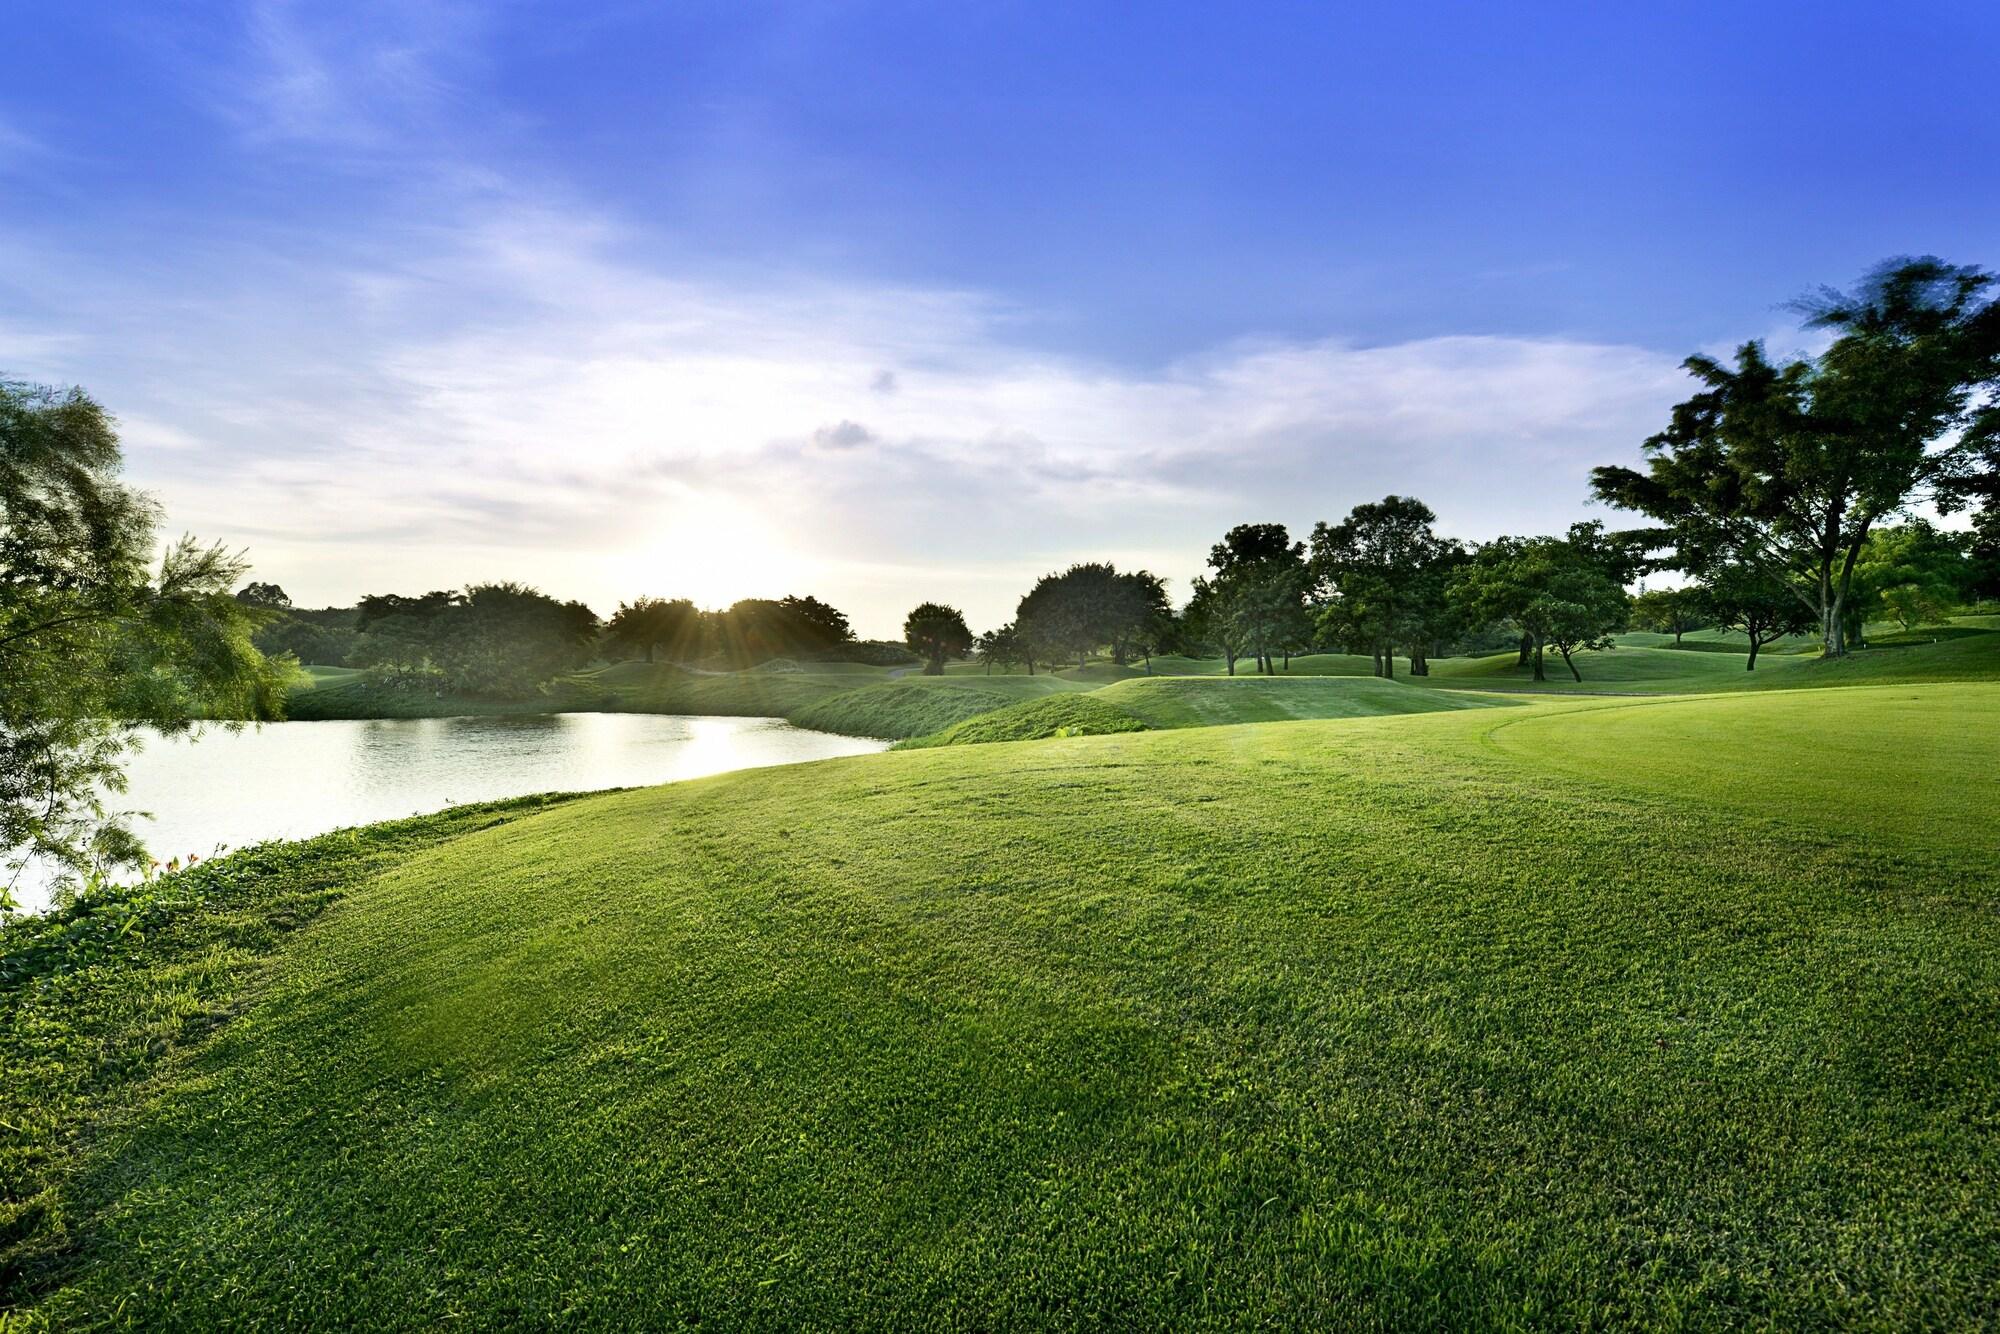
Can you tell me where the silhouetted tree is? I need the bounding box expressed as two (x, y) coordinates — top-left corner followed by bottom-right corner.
(904, 602), (971, 675)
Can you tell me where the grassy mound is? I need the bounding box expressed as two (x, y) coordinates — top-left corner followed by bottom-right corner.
(1098, 673), (1513, 729)
(1428, 627), (2000, 694)
(896, 693), (1149, 748)
(9, 687), (1998, 1326)
(788, 675), (1080, 740)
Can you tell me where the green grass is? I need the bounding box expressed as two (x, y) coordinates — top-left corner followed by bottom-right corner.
(0, 795), (585, 1303)
(8, 684), (1998, 1326)
(790, 675), (1083, 739)
(1097, 674), (1515, 730)
(895, 693), (1151, 748)
(1427, 627), (2000, 694)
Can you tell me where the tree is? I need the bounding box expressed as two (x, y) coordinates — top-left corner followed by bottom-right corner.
(1593, 257), (1999, 657)
(1201, 523), (1308, 674)
(1015, 563), (1138, 670)
(429, 583), (599, 697)
(235, 581), (291, 609)
(1880, 582), (1954, 633)
(974, 621), (1028, 675)
(776, 594), (852, 649)
(1628, 586), (1707, 646)
(903, 602), (971, 675)
(607, 596), (701, 664)
(1451, 525), (1629, 682)
(1846, 520), (1971, 642)
(1, 381), (295, 905)
(1308, 496), (1459, 677)
(1700, 563), (1815, 670)
(1110, 570), (1171, 668)
(352, 589), (459, 681)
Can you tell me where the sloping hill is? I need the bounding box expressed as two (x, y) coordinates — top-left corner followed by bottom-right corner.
(1098, 673), (1514, 728)
(13, 688), (1997, 1326)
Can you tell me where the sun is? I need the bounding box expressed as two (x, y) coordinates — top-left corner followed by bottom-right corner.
(619, 494), (808, 608)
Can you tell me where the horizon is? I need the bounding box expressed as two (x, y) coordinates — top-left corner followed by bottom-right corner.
(5, 2), (1997, 637)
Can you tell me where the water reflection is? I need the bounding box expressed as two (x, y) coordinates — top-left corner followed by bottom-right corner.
(13, 714), (887, 914)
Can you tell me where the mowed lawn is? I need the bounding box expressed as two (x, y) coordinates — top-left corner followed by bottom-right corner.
(9, 687), (2000, 1327)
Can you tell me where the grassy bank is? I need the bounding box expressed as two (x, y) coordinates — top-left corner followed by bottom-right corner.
(6, 683), (1997, 1326)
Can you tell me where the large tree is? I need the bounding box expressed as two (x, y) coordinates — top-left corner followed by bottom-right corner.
(1, 381), (295, 904)
(973, 621), (1029, 675)
(1593, 257), (1999, 657)
(1014, 563), (1160, 671)
(1451, 525), (1629, 682)
(429, 583), (599, 697)
(606, 596), (702, 664)
(1199, 523), (1309, 674)
(903, 602), (971, 675)
(1308, 495), (1460, 677)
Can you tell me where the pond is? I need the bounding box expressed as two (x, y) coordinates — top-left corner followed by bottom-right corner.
(12, 713), (889, 915)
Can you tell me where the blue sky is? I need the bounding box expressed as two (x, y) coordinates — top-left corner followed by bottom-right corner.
(4, 2), (1996, 633)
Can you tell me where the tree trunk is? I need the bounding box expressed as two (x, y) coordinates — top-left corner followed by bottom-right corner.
(1532, 639), (1546, 682)
(1382, 644), (1394, 678)
(1371, 648), (1383, 677)
(1559, 644), (1580, 682)
(1026, 654), (1035, 676)
(1746, 637), (1760, 671)
(1410, 648), (1429, 676)
(1226, 652), (1236, 676)
(1673, 627), (1683, 646)
(1283, 651), (1291, 671)
(927, 649), (945, 675)
(1517, 634), (1532, 666)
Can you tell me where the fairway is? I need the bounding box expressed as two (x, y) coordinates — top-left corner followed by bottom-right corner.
(1489, 684), (2000, 856)
(10, 685), (1998, 1328)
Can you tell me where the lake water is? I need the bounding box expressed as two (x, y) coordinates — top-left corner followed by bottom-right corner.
(12, 714), (888, 915)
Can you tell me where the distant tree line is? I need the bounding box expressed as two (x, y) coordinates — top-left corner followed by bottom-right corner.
(244, 583), (915, 698)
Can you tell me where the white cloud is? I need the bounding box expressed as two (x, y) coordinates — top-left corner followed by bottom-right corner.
(65, 205), (1690, 633)
(0, 9), (1699, 635)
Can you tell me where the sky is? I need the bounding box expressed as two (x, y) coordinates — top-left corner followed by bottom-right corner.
(3, 2), (1996, 637)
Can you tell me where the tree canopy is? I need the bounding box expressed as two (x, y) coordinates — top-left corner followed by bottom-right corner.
(1308, 496), (1463, 676)
(1451, 524), (1630, 682)
(903, 602), (972, 675)
(1, 381), (294, 904)
(1593, 257), (1999, 657)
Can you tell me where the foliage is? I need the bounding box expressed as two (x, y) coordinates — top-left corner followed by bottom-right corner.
(1594, 257), (2000, 656)
(0, 381), (295, 905)
(1308, 495), (1463, 676)
(1182, 523), (1310, 674)
(1627, 585), (1708, 645)
(902, 602), (973, 675)
(1847, 521), (1972, 641)
(1701, 563), (1817, 669)
(1450, 524), (1629, 681)
(972, 621), (1031, 674)
(605, 596), (702, 664)
(1879, 582), (1955, 632)
(1013, 563), (1169, 671)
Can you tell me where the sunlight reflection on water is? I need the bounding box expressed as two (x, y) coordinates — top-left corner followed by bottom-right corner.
(12, 713), (886, 914)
